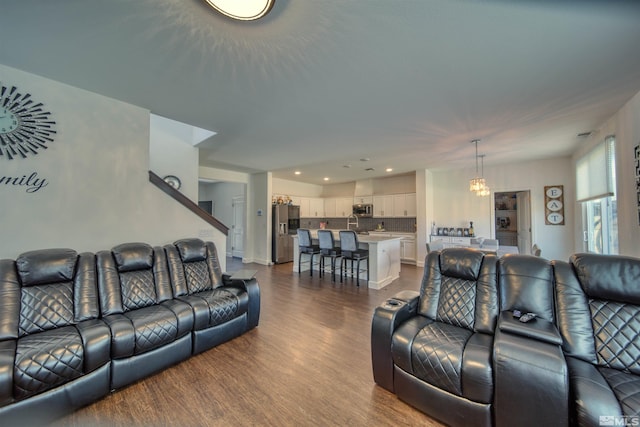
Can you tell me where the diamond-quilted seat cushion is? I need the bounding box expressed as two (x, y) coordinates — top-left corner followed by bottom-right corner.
(126, 305), (179, 354)
(202, 289), (240, 326)
(411, 321), (472, 396)
(14, 326), (83, 400)
(601, 367), (640, 417)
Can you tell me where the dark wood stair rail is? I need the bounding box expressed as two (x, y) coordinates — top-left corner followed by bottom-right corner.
(149, 170), (228, 236)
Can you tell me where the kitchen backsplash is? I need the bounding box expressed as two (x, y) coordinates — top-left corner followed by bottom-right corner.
(300, 217), (416, 233)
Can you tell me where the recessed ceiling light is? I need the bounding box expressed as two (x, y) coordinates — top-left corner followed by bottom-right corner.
(343, 164), (352, 168)
(323, 177), (330, 181)
(386, 168), (393, 172)
(360, 158), (370, 162)
(203, 0), (275, 21)
(365, 167), (375, 171)
(294, 171), (301, 175)
(577, 132), (592, 138)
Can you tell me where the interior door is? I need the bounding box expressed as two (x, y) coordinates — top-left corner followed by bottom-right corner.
(516, 191), (532, 254)
(232, 196), (245, 258)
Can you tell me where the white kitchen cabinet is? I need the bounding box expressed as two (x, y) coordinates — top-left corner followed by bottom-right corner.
(299, 197), (324, 218)
(323, 197), (354, 218)
(393, 193), (417, 217)
(353, 196), (373, 205)
(336, 197), (353, 217)
(400, 238), (416, 262)
(430, 235), (473, 248)
(324, 198), (337, 217)
(368, 231), (416, 263)
(373, 195), (393, 217)
(405, 193), (417, 217)
(309, 197), (324, 217)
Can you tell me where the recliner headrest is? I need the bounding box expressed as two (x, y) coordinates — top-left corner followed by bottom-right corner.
(440, 248), (484, 281)
(111, 243), (154, 272)
(571, 253), (640, 305)
(174, 238), (207, 262)
(16, 248), (78, 286)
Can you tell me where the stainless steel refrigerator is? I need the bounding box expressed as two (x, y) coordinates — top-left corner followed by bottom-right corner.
(272, 204), (295, 263)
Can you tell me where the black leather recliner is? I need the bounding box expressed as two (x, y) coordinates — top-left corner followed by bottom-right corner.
(372, 248), (499, 427)
(97, 242), (194, 390)
(554, 253), (640, 426)
(0, 249), (111, 425)
(164, 238), (260, 354)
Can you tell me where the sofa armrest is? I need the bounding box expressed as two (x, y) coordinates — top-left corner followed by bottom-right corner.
(371, 290), (419, 392)
(493, 311), (569, 427)
(222, 276), (260, 330)
(76, 319), (111, 373)
(0, 340), (16, 406)
(498, 311), (562, 345)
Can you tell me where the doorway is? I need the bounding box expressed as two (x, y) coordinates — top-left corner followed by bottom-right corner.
(232, 196), (245, 259)
(494, 190), (532, 254)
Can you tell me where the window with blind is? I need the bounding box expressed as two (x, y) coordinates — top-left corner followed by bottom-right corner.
(577, 136), (617, 254)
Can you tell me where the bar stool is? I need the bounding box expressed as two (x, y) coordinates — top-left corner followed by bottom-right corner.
(339, 230), (369, 286)
(297, 229), (320, 276)
(317, 230), (341, 282)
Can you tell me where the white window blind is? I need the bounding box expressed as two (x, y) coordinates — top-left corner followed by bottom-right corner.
(576, 136), (615, 203)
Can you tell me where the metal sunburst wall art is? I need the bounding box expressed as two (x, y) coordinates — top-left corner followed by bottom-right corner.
(0, 83), (56, 160)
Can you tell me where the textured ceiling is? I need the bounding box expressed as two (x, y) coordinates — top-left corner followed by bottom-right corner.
(1, 0), (640, 184)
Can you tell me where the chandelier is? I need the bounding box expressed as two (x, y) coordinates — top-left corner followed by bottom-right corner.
(469, 139), (486, 192)
(477, 154), (490, 197)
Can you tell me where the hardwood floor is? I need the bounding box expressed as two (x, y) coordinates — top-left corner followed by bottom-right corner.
(53, 259), (444, 427)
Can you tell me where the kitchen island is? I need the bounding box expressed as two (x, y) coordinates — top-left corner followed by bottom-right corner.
(292, 230), (402, 289)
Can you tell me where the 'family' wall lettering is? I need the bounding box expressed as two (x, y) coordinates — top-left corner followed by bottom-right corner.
(0, 172), (48, 193)
(1, 81), (57, 194)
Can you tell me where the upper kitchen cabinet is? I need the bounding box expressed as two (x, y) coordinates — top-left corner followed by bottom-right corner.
(300, 197), (324, 218)
(393, 193), (417, 217)
(354, 196), (373, 205)
(324, 198), (337, 217)
(324, 197), (352, 218)
(337, 197), (353, 217)
(373, 195), (393, 217)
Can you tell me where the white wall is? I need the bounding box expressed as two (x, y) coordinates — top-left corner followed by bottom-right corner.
(272, 177), (323, 198)
(0, 64), (226, 265)
(573, 89), (640, 258)
(431, 156), (574, 261)
(248, 172), (271, 265)
(149, 114), (199, 201)
(614, 91), (640, 257)
(199, 181), (246, 256)
(199, 165), (249, 184)
(373, 173), (416, 194)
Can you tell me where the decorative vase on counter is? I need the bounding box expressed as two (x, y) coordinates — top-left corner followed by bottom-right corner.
(469, 221), (474, 237)
(431, 221), (437, 236)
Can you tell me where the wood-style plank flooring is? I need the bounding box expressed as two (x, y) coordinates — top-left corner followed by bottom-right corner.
(53, 259), (443, 427)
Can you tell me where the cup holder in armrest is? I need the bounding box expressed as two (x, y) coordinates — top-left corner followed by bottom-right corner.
(384, 299), (403, 308)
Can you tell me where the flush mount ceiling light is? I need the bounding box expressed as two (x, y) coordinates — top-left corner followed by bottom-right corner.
(469, 139), (486, 193)
(203, 0), (275, 21)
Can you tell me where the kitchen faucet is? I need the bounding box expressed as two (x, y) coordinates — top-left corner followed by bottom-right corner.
(346, 214), (359, 230)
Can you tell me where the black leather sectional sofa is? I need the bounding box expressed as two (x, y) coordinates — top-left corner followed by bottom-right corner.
(0, 238), (259, 425)
(372, 248), (640, 427)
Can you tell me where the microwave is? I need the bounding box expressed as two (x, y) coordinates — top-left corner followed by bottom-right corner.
(353, 203), (373, 217)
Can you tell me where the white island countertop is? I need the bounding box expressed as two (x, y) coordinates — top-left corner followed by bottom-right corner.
(306, 229), (403, 243)
(292, 230), (402, 289)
